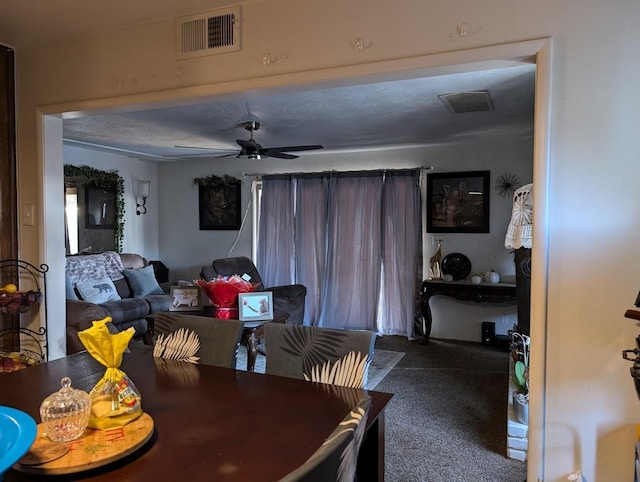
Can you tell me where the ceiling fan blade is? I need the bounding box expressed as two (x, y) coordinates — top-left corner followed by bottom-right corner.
(263, 145), (323, 154)
(237, 138), (262, 150)
(174, 145), (215, 150)
(264, 151), (298, 160)
(214, 152), (240, 159)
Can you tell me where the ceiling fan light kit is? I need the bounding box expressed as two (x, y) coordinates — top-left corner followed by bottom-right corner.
(176, 120), (323, 160)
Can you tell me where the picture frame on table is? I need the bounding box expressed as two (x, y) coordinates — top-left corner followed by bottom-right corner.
(238, 292), (274, 321)
(426, 170), (490, 233)
(198, 183), (241, 230)
(169, 286), (201, 311)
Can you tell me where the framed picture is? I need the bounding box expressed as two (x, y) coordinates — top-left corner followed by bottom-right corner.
(198, 183), (241, 230)
(85, 185), (116, 229)
(427, 170), (490, 233)
(169, 286), (201, 311)
(238, 292), (274, 321)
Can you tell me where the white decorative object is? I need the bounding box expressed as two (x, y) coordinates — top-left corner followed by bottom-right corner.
(505, 183), (533, 249)
(443, 274), (454, 282)
(485, 270), (500, 284)
(470, 274), (482, 285)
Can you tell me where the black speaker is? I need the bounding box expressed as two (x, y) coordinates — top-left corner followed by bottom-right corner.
(481, 321), (495, 346)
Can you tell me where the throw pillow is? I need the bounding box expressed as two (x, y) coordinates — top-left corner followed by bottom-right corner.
(65, 272), (78, 300)
(75, 277), (121, 304)
(123, 265), (164, 297)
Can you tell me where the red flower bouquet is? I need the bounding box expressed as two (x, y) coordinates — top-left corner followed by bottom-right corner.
(195, 276), (260, 319)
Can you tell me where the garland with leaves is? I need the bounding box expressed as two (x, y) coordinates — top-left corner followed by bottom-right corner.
(63, 164), (125, 252)
(192, 174), (241, 189)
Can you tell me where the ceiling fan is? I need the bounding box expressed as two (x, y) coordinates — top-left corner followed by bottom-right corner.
(176, 121), (323, 160)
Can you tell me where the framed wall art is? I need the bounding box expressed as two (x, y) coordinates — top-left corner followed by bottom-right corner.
(238, 292), (273, 321)
(169, 286), (201, 311)
(427, 170), (490, 233)
(198, 182), (241, 230)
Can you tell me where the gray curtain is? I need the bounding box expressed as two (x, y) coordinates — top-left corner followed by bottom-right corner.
(318, 172), (383, 330)
(378, 171), (422, 337)
(294, 175), (329, 326)
(256, 175), (296, 288)
(258, 169), (421, 335)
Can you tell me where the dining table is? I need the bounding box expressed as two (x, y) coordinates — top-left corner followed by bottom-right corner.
(0, 351), (393, 481)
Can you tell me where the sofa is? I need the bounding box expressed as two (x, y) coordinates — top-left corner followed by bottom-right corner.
(65, 251), (171, 354)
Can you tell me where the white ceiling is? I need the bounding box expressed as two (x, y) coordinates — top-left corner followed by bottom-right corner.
(1, 1), (535, 161)
(62, 64), (535, 161)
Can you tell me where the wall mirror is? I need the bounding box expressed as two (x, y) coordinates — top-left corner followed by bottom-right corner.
(64, 165), (125, 254)
(85, 185), (116, 229)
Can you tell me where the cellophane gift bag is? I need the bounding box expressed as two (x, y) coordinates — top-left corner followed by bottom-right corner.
(77, 317), (143, 429)
(196, 275), (259, 319)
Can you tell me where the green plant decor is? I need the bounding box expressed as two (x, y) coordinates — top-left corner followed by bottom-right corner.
(64, 164), (125, 252)
(192, 174), (241, 189)
(511, 331), (530, 403)
(512, 360), (528, 397)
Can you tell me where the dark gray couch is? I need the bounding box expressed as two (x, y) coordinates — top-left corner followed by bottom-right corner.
(65, 252), (171, 353)
(201, 256), (306, 326)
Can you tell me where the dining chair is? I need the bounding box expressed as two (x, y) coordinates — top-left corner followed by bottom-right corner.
(152, 312), (244, 368)
(263, 323), (376, 388)
(278, 394), (371, 482)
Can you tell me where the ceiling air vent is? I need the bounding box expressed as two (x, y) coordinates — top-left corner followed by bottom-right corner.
(176, 6), (241, 60)
(438, 90), (494, 114)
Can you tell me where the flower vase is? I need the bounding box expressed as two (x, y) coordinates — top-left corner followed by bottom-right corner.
(196, 276), (259, 320)
(213, 306), (238, 319)
(512, 391), (529, 425)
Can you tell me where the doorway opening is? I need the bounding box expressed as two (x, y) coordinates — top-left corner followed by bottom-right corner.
(40, 39), (551, 479)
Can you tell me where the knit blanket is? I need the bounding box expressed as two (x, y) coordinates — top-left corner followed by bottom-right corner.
(66, 251), (125, 285)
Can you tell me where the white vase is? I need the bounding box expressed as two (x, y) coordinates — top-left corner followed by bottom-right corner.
(485, 270), (500, 284)
(512, 391), (529, 425)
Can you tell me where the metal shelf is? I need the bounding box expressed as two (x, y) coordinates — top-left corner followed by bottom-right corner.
(0, 259), (48, 362)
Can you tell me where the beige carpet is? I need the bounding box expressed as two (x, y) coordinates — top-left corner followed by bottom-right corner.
(235, 347), (405, 389)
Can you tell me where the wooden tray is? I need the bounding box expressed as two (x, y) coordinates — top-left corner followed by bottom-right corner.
(14, 412), (154, 475)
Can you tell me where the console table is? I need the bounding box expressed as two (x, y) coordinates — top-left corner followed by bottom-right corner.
(420, 280), (517, 343)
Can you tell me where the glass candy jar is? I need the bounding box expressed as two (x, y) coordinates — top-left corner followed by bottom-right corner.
(40, 376), (91, 442)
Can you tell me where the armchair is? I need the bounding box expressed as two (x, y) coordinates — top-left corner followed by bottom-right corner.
(201, 256), (307, 325)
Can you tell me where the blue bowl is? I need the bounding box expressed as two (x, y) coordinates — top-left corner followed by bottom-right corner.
(0, 406), (37, 479)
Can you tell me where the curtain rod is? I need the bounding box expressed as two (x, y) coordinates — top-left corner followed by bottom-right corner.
(242, 165), (433, 178)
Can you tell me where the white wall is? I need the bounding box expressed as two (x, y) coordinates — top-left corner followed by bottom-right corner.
(63, 145), (160, 259)
(156, 138), (532, 341)
(78, 137), (531, 342)
(5, 1), (640, 480)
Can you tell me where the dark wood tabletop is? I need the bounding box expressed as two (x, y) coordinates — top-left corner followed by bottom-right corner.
(0, 352), (392, 481)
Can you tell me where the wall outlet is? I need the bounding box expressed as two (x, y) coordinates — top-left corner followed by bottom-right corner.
(22, 203), (34, 226)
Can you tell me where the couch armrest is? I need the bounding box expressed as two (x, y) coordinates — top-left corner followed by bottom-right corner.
(66, 299), (110, 355)
(267, 284), (307, 301)
(265, 284), (307, 325)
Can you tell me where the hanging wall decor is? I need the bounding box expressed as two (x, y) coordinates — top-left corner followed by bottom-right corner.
(427, 170), (490, 233)
(64, 165), (125, 252)
(193, 175), (242, 230)
(495, 172), (521, 198)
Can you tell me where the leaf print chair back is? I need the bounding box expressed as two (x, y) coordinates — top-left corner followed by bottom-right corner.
(152, 312), (244, 368)
(200, 256), (307, 326)
(278, 395), (371, 482)
(263, 324), (376, 389)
